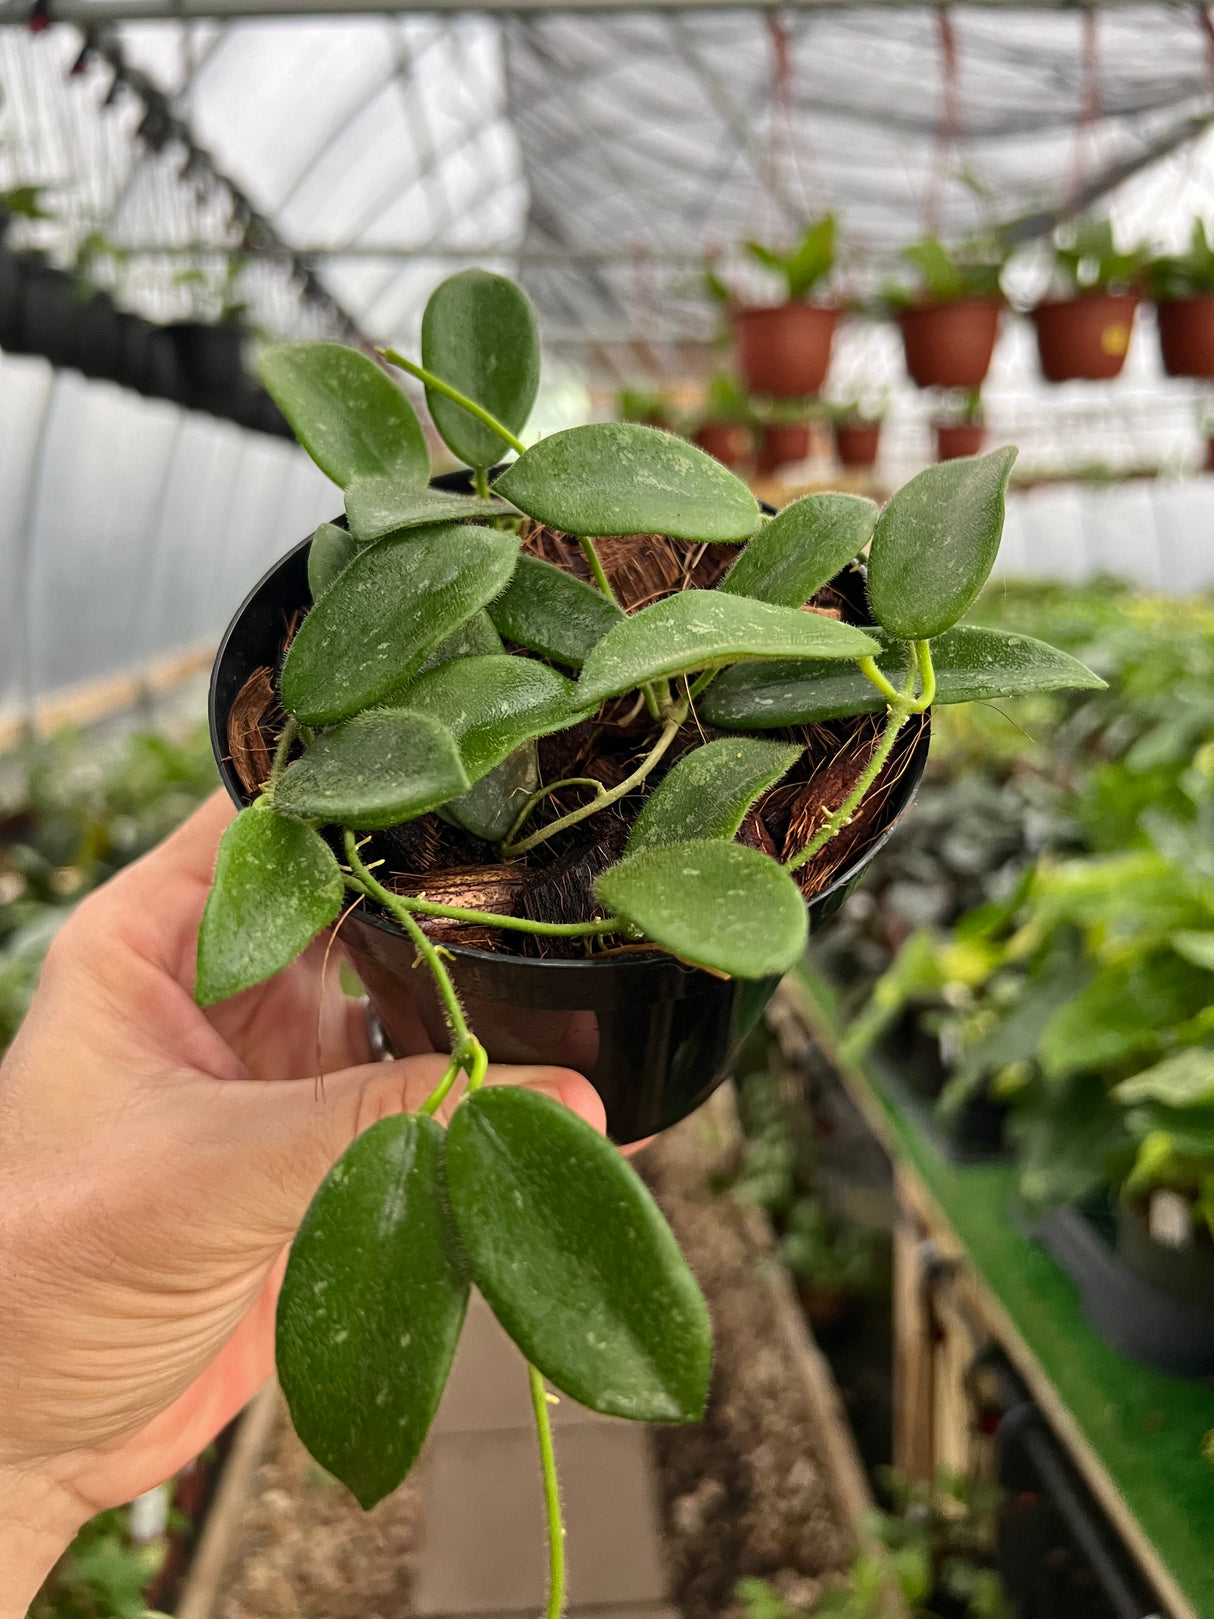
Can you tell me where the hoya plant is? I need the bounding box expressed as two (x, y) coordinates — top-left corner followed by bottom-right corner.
(744, 213), (837, 302)
(195, 267), (1101, 1615)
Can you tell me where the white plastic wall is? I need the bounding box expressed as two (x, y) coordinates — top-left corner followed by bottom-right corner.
(0, 352), (337, 730)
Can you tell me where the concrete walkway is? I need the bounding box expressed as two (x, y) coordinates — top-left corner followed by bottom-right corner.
(413, 1292), (676, 1619)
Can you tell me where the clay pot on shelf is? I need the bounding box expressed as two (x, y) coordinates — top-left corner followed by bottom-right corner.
(734, 302), (837, 399)
(1032, 293), (1139, 383)
(834, 421), (882, 469)
(897, 297), (1001, 389)
(692, 420), (753, 469)
(756, 421), (811, 473)
(934, 422), (986, 461)
(1156, 295), (1214, 380)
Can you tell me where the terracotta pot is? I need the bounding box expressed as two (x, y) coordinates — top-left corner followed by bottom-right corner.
(208, 476), (932, 1144)
(834, 421), (881, 469)
(734, 302), (837, 399)
(756, 421), (811, 473)
(693, 420), (753, 469)
(934, 423), (986, 461)
(897, 297), (1001, 389)
(1157, 295), (1214, 379)
(1032, 293), (1139, 383)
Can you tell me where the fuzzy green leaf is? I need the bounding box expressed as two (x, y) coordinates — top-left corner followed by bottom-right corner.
(627, 738), (802, 855)
(595, 840), (808, 978)
(701, 624), (1105, 729)
(494, 423), (760, 542)
(720, 494), (876, 608)
(277, 1115), (468, 1509)
(867, 448), (1017, 639)
(444, 1086), (710, 1421)
(1114, 1048), (1214, 1110)
(444, 744), (540, 842)
(403, 654), (592, 782)
(274, 709), (469, 830)
(487, 555), (625, 668)
(344, 475), (510, 545)
(1173, 931), (1214, 972)
(576, 591), (879, 706)
(308, 523), (360, 600)
(281, 524), (522, 726)
(195, 802), (343, 1006)
(421, 269), (540, 469)
(260, 342), (429, 490)
(420, 611), (504, 673)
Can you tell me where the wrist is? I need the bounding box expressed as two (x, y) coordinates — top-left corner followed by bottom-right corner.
(0, 1464), (88, 1617)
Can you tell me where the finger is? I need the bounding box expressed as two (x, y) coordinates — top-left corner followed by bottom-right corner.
(183, 1057), (604, 1245)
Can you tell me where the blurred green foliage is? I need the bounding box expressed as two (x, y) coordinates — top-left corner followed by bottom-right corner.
(824, 577), (1214, 1220)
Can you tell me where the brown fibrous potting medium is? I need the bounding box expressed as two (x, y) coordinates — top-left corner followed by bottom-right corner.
(226, 520), (925, 960)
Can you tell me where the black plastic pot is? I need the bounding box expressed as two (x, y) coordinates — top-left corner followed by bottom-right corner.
(1034, 1202), (1214, 1376)
(75, 291), (122, 381)
(0, 247), (22, 351)
(208, 483), (930, 1142)
(10, 259), (79, 367)
(169, 320), (247, 407)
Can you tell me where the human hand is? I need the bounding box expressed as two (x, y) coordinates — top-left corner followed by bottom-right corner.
(0, 791), (601, 1613)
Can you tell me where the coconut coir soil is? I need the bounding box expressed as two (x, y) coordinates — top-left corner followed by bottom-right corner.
(227, 520), (925, 957)
(639, 1098), (855, 1619)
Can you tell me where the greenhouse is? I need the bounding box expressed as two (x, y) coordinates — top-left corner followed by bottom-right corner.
(1, 2), (1213, 1616)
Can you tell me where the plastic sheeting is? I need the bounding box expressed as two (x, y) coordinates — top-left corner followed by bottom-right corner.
(0, 353), (336, 727)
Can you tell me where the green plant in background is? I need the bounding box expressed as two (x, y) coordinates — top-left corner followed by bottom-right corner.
(1147, 219), (1214, 301)
(745, 214), (838, 302)
(883, 234), (1005, 309)
(0, 724), (218, 1051)
(616, 385), (673, 428)
(1051, 217), (1148, 297)
(29, 1503), (171, 1619)
(932, 387), (984, 428)
(735, 1469), (1010, 1618)
(196, 265), (1100, 1614)
(826, 393), (889, 427)
(701, 369), (755, 423)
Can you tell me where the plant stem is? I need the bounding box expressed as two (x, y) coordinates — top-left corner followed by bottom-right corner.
(344, 831), (487, 1108)
(502, 711), (685, 858)
(266, 716), (299, 793)
(857, 655), (900, 704)
(380, 348), (526, 457)
(785, 696), (913, 872)
(529, 1364), (566, 1619)
(578, 536), (617, 602)
(474, 466), (492, 500)
(912, 639), (936, 710)
(504, 777), (607, 845)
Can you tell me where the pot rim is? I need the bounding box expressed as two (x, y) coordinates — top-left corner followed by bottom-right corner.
(209, 530), (929, 977)
(1031, 291), (1141, 316)
(897, 294), (1004, 318)
(735, 300), (839, 318)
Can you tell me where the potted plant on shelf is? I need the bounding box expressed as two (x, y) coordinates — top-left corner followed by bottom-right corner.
(1032, 218), (1146, 383)
(198, 266), (1100, 1608)
(733, 214), (839, 398)
(829, 395), (888, 470)
(167, 255), (251, 408)
(754, 397), (816, 474)
(932, 387), (986, 461)
(691, 370), (756, 468)
(617, 385), (676, 432)
(888, 235), (1005, 390)
(1148, 219), (1214, 379)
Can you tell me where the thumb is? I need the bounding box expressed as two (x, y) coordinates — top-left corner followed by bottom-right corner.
(193, 1054), (606, 1246)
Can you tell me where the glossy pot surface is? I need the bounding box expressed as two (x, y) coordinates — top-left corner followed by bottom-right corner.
(898, 297), (1001, 390)
(209, 488), (929, 1142)
(735, 302), (837, 399)
(692, 420), (753, 468)
(934, 423), (986, 461)
(756, 421), (811, 473)
(1157, 294), (1214, 379)
(1032, 293), (1139, 383)
(834, 422), (881, 468)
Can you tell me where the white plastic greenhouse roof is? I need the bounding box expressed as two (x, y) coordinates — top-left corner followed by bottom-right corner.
(3, 6), (1213, 352)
